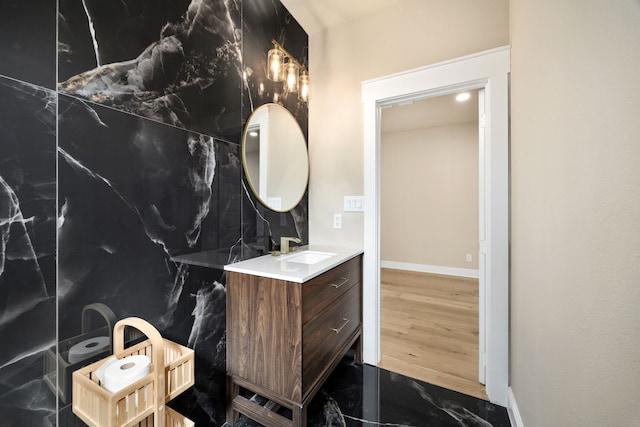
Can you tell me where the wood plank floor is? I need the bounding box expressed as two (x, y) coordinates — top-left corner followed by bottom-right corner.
(378, 268), (488, 400)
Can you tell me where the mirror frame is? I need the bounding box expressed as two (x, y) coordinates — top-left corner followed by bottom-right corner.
(241, 103), (309, 212)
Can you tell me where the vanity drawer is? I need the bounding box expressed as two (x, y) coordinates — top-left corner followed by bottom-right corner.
(301, 283), (360, 395)
(302, 256), (361, 325)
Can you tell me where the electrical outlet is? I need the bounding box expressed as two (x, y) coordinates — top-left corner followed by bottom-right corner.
(333, 213), (342, 229)
(466, 253), (473, 262)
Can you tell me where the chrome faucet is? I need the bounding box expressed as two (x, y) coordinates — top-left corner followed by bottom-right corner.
(280, 236), (301, 255)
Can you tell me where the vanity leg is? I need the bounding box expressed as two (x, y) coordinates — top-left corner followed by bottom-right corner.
(292, 405), (307, 427)
(354, 335), (363, 364)
(226, 376), (240, 425)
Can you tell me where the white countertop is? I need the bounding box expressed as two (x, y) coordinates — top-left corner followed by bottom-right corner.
(223, 245), (363, 283)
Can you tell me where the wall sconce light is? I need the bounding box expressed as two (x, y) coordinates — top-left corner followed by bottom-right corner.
(285, 61), (299, 93)
(298, 70), (309, 102)
(267, 40), (309, 102)
(267, 46), (284, 82)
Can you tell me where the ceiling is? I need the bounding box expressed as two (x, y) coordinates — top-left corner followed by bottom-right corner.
(279, 1), (478, 133)
(280, 0), (405, 34)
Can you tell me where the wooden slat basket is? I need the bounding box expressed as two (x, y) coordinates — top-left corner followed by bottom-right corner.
(72, 317), (194, 427)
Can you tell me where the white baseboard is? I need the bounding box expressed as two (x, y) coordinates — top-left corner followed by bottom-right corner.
(507, 387), (525, 427)
(381, 260), (479, 279)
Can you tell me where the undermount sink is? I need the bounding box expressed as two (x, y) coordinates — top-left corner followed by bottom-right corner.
(280, 250), (336, 265)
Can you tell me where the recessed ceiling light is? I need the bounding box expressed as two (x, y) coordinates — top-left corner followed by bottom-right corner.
(456, 92), (471, 102)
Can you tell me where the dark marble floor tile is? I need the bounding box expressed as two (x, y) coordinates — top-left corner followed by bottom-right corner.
(233, 358), (510, 427)
(0, 0), (56, 88)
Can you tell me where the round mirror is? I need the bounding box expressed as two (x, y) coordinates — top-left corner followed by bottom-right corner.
(242, 103), (309, 212)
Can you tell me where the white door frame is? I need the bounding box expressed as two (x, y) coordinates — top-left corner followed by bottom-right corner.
(361, 46), (510, 406)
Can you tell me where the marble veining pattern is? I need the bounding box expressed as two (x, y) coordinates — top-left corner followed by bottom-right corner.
(59, 0), (244, 142)
(1, 0), (309, 424)
(233, 358), (510, 427)
(0, 77), (57, 425)
(57, 93), (240, 423)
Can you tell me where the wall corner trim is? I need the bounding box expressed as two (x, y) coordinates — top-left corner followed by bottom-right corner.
(508, 387), (525, 427)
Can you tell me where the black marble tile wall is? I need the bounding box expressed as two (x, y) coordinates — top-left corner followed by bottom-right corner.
(0, 0), (57, 89)
(58, 0), (193, 81)
(57, 94), (240, 423)
(241, 186), (309, 255)
(0, 77), (57, 425)
(0, 0), (309, 425)
(241, 0), (309, 124)
(240, 0), (309, 254)
(58, 0), (244, 143)
(57, 94), (240, 330)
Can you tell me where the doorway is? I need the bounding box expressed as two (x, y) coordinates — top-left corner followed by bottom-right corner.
(361, 46), (510, 406)
(378, 91), (484, 399)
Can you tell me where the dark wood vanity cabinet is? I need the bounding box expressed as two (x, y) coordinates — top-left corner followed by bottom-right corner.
(226, 255), (363, 427)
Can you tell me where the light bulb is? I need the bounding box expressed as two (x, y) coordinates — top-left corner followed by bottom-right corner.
(298, 71), (309, 102)
(285, 62), (299, 93)
(267, 48), (284, 82)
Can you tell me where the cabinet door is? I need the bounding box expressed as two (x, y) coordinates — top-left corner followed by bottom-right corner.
(227, 273), (303, 401)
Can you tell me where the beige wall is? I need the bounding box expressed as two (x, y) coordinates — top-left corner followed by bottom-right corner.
(286, 0), (640, 423)
(381, 122), (478, 269)
(510, 0), (640, 425)
(306, 0), (510, 247)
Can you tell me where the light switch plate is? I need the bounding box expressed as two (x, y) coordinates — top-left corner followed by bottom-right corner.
(344, 196), (364, 212)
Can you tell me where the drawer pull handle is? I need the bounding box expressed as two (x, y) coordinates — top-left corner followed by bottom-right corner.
(331, 318), (350, 334)
(331, 277), (349, 289)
